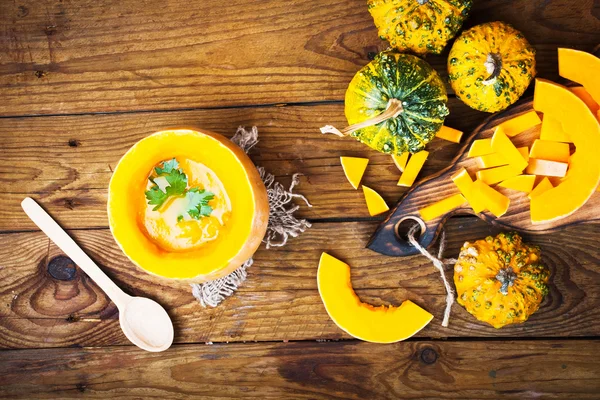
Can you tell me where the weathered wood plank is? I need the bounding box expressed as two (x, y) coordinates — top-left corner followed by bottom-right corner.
(1, 217), (599, 348)
(1, 340), (599, 399)
(0, 101), (479, 230)
(1, 0), (598, 115)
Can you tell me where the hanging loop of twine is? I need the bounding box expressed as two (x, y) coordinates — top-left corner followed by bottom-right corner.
(407, 224), (457, 327)
(320, 98), (404, 137)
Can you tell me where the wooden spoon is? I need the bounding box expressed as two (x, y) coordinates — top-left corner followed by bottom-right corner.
(21, 197), (174, 352)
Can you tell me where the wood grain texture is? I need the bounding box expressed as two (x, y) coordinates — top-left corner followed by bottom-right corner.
(1, 218), (599, 348)
(369, 101), (600, 257)
(0, 0), (598, 116)
(0, 101), (479, 231)
(1, 340), (600, 399)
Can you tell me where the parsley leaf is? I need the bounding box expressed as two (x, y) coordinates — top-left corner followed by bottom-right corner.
(145, 159), (188, 211)
(163, 168), (187, 197)
(145, 185), (169, 211)
(185, 188), (215, 219)
(154, 158), (179, 175)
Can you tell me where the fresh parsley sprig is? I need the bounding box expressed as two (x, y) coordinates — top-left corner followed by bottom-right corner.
(145, 158), (215, 221)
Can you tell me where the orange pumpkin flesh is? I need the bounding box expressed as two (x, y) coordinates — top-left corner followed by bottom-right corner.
(108, 129), (269, 282)
(558, 48), (600, 105)
(531, 79), (600, 224)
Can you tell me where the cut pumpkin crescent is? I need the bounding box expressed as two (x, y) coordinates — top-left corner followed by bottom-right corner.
(317, 253), (433, 343)
(558, 48), (600, 105)
(531, 79), (600, 224)
(107, 129), (269, 282)
(340, 156), (368, 189)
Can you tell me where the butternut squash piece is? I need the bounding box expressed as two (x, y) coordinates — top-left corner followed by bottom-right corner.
(451, 168), (486, 213)
(491, 127), (528, 171)
(476, 153), (507, 169)
(317, 253), (433, 343)
(472, 180), (510, 218)
(468, 139), (493, 157)
(558, 48), (600, 105)
(498, 175), (536, 193)
(436, 126), (463, 143)
(517, 147), (530, 163)
(526, 159), (568, 177)
(476, 164), (523, 185)
(529, 140), (570, 163)
(340, 157), (369, 189)
(496, 110), (542, 137)
(398, 150), (428, 187)
(392, 153), (409, 172)
(571, 86), (599, 114)
(540, 115), (572, 143)
(362, 186), (389, 216)
(531, 79), (600, 224)
(419, 193), (466, 221)
(528, 177), (554, 199)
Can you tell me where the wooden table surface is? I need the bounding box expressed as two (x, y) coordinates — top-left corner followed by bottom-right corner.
(1, 0), (599, 398)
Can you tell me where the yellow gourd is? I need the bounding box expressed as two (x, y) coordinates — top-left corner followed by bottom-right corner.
(448, 22), (536, 112)
(108, 129), (269, 282)
(454, 232), (550, 329)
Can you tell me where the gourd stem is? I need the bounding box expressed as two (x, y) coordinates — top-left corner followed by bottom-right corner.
(320, 98), (404, 137)
(483, 53), (502, 86)
(496, 267), (517, 295)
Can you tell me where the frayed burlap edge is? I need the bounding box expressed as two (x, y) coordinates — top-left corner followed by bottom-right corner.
(191, 127), (312, 307)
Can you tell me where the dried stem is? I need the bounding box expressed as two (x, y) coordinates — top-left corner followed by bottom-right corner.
(320, 98), (404, 137)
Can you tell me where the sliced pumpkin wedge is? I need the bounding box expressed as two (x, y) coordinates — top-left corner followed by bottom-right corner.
(498, 174), (536, 193)
(398, 150), (428, 187)
(436, 126), (463, 143)
(340, 156), (368, 189)
(468, 138), (493, 157)
(528, 177), (554, 200)
(392, 152), (409, 172)
(496, 110), (542, 137)
(529, 140), (570, 163)
(317, 253), (433, 343)
(451, 168), (486, 213)
(491, 127), (529, 171)
(540, 115), (572, 143)
(558, 48), (600, 105)
(362, 185), (389, 216)
(419, 193), (466, 221)
(531, 79), (600, 224)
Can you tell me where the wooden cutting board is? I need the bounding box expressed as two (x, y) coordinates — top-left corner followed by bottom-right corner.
(367, 99), (600, 257)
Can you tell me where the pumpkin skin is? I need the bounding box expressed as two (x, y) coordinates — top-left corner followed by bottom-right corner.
(448, 21), (536, 113)
(107, 129), (269, 283)
(345, 51), (449, 155)
(368, 0), (473, 55)
(454, 232), (550, 329)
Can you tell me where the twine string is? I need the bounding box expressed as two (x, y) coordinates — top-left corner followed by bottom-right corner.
(407, 224), (457, 327)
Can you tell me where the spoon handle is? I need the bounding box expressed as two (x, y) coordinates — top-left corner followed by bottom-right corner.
(21, 197), (130, 309)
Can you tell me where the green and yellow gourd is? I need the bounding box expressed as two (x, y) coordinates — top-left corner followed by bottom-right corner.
(326, 51), (449, 155)
(368, 0), (473, 55)
(448, 21), (536, 113)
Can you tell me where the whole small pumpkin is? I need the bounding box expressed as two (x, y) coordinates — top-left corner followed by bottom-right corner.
(448, 21), (536, 112)
(454, 232), (550, 329)
(339, 51), (449, 155)
(368, 0), (473, 55)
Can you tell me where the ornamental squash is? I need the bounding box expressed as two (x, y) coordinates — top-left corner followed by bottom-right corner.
(367, 0), (473, 55)
(454, 232), (550, 329)
(448, 22), (536, 112)
(318, 253), (433, 342)
(322, 51), (448, 156)
(108, 129), (269, 283)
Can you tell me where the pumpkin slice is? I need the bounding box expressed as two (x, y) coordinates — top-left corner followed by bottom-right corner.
(570, 86), (599, 114)
(419, 194), (466, 222)
(518, 147), (530, 163)
(476, 153), (507, 169)
(476, 164), (523, 185)
(392, 152), (409, 172)
(529, 140), (570, 163)
(362, 186), (389, 216)
(498, 175), (536, 193)
(436, 126), (463, 143)
(531, 79), (600, 224)
(468, 138), (493, 157)
(496, 111), (542, 137)
(340, 157), (369, 189)
(472, 180), (510, 218)
(491, 127), (528, 171)
(558, 48), (600, 105)
(107, 129), (269, 282)
(528, 177), (554, 200)
(317, 253), (433, 343)
(398, 150), (428, 187)
(525, 159), (568, 177)
(540, 116), (572, 143)
(451, 168), (486, 213)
